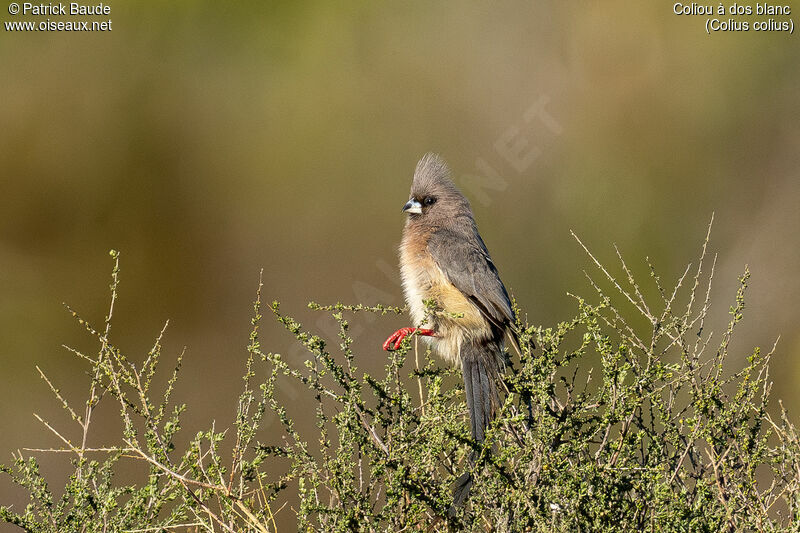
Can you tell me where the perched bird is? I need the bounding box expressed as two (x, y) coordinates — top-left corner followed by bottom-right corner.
(383, 153), (518, 446)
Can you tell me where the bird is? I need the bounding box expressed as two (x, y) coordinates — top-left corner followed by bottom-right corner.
(383, 153), (519, 503)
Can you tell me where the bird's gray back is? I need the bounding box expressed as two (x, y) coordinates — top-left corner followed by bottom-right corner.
(427, 221), (515, 336)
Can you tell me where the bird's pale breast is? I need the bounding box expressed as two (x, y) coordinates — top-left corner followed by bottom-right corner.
(400, 233), (492, 366)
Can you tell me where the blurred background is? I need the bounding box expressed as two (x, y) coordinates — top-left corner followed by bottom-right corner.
(1, 1), (798, 529)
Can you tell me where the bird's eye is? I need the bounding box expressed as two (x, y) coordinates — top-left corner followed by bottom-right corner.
(423, 197), (437, 206)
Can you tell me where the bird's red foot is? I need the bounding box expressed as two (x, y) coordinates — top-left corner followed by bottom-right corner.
(382, 327), (435, 351)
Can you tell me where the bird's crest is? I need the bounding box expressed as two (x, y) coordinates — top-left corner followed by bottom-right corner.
(411, 153), (461, 199)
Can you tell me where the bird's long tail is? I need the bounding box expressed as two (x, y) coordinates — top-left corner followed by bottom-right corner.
(460, 341), (502, 442)
(450, 342), (503, 514)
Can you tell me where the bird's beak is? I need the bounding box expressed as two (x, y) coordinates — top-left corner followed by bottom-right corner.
(402, 199), (422, 214)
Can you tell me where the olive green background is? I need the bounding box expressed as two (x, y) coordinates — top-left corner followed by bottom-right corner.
(1, 2), (798, 528)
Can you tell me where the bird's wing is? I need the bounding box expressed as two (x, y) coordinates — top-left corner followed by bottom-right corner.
(427, 227), (515, 330)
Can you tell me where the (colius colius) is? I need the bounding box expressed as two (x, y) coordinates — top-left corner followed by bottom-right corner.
(383, 153), (520, 506)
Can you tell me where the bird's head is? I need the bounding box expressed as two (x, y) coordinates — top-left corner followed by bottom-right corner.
(402, 153), (471, 223)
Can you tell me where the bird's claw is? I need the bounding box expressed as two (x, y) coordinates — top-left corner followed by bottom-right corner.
(382, 327), (435, 351)
(383, 327), (415, 351)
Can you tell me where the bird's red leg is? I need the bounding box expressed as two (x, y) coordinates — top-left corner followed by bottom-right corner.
(383, 327), (436, 351)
